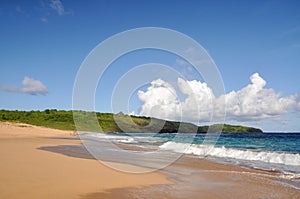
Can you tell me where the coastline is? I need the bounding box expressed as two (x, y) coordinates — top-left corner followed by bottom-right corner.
(0, 122), (299, 198)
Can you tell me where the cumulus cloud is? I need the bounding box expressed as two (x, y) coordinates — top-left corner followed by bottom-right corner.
(137, 73), (300, 123)
(138, 79), (181, 121)
(2, 77), (48, 95)
(222, 73), (300, 120)
(138, 78), (215, 122)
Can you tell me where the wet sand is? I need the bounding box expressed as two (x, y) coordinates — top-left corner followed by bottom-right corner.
(83, 152), (300, 199)
(1, 122), (299, 199)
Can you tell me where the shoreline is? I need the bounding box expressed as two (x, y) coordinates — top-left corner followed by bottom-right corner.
(45, 142), (300, 199)
(0, 122), (299, 198)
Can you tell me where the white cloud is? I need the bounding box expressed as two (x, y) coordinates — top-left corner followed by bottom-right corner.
(137, 73), (300, 123)
(50, 0), (66, 15)
(138, 78), (214, 122)
(223, 73), (298, 121)
(138, 79), (181, 121)
(2, 77), (48, 95)
(39, 0), (72, 23)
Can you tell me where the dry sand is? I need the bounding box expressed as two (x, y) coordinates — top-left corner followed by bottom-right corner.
(0, 122), (170, 199)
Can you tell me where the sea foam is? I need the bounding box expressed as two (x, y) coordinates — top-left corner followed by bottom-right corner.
(159, 141), (300, 166)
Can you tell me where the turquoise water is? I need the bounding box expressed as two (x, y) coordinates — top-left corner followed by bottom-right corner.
(127, 132), (300, 153)
(159, 133), (300, 153)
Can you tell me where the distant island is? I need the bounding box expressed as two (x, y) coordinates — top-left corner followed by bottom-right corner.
(0, 109), (263, 133)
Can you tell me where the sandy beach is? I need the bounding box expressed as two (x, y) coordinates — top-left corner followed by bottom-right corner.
(0, 122), (299, 199)
(0, 122), (170, 199)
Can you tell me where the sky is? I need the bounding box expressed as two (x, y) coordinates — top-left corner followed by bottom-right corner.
(0, 0), (300, 132)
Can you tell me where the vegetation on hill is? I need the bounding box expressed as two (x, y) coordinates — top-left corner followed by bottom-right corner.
(0, 109), (263, 133)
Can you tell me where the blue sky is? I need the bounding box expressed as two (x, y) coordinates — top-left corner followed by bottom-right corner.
(0, 0), (299, 131)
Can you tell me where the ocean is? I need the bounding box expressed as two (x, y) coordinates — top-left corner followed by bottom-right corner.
(79, 132), (300, 185)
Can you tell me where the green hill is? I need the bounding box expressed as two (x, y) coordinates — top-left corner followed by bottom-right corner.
(0, 109), (263, 133)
